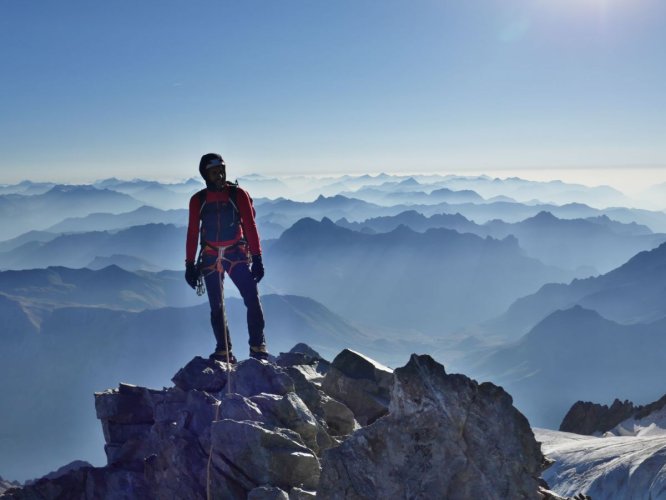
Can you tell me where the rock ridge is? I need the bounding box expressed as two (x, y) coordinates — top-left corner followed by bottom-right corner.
(3, 346), (564, 499)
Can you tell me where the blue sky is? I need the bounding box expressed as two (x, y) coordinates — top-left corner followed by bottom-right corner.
(1, 0), (665, 185)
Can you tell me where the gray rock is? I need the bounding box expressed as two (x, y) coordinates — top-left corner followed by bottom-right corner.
(319, 394), (358, 436)
(211, 419), (321, 491)
(144, 422), (209, 499)
(171, 356), (233, 392)
(95, 383), (156, 424)
(234, 358), (295, 397)
(317, 354), (544, 500)
(248, 486), (290, 499)
(289, 487), (317, 499)
(285, 365), (358, 438)
(218, 393), (265, 422)
(251, 393), (321, 453)
(321, 349), (393, 426)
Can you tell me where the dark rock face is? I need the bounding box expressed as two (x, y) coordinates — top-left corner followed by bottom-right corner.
(560, 394), (666, 435)
(3, 346), (550, 499)
(317, 354), (545, 500)
(560, 399), (638, 435)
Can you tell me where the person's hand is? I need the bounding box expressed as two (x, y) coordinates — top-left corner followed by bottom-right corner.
(185, 262), (198, 289)
(251, 254), (265, 283)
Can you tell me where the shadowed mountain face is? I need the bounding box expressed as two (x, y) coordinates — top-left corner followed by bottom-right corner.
(263, 217), (574, 335)
(0, 266), (200, 312)
(487, 241), (666, 338)
(468, 306), (666, 429)
(0, 290), (371, 483)
(0, 186), (143, 240)
(0, 224), (186, 271)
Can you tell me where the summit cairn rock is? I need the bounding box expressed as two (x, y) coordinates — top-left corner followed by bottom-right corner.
(317, 354), (545, 499)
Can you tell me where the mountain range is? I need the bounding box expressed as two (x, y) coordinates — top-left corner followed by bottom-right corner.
(337, 210), (664, 274)
(466, 305), (666, 429)
(262, 217), (574, 334)
(0, 186), (144, 240)
(486, 241), (666, 338)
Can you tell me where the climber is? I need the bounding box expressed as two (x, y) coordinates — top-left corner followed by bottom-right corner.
(184, 152), (268, 363)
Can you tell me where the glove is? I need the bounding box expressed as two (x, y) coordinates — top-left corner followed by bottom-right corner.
(251, 254), (264, 283)
(185, 262), (198, 289)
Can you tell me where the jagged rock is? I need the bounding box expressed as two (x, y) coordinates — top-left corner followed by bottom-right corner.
(95, 383), (156, 424)
(248, 486), (290, 499)
(234, 358), (295, 397)
(144, 422), (209, 499)
(0, 476), (20, 496)
(210, 419), (321, 491)
(285, 364), (358, 437)
(171, 356), (232, 392)
(321, 349), (393, 426)
(317, 354), (544, 499)
(560, 399), (636, 435)
(8, 346), (553, 499)
(560, 394), (666, 436)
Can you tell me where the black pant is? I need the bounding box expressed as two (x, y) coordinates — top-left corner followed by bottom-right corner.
(201, 248), (265, 352)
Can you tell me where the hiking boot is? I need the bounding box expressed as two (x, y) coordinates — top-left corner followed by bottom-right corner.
(249, 344), (270, 361)
(209, 349), (237, 364)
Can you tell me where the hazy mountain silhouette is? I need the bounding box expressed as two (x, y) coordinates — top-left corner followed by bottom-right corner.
(92, 178), (203, 209)
(46, 206), (188, 233)
(482, 211), (666, 273)
(488, 241), (666, 338)
(0, 180), (57, 196)
(335, 210), (479, 234)
(0, 223), (185, 271)
(336, 210), (664, 275)
(0, 230), (60, 252)
(0, 186), (143, 239)
(0, 265), (201, 312)
(263, 217), (574, 334)
(469, 306), (666, 429)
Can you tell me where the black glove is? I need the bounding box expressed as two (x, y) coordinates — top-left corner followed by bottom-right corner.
(185, 262), (198, 289)
(251, 254), (264, 283)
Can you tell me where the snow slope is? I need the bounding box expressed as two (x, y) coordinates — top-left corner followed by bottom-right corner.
(535, 428), (666, 499)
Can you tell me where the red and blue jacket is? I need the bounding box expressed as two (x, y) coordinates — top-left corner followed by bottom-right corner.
(185, 186), (261, 263)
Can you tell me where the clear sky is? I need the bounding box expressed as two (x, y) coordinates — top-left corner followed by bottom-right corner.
(1, 0), (665, 188)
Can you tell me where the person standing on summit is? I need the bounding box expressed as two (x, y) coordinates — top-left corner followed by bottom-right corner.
(184, 153), (268, 363)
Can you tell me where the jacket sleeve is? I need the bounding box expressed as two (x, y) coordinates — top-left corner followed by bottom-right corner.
(237, 188), (262, 256)
(185, 192), (201, 263)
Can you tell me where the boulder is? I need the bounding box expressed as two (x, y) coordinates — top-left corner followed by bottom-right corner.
(317, 354), (544, 499)
(321, 349), (393, 425)
(251, 393), (321, 452)
(211, 419), (321, 491)
(234, 358), (295, 397)
(171, 356), (233, 392)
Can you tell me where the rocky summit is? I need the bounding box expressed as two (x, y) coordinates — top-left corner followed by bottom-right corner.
(2, 346), (560, 499)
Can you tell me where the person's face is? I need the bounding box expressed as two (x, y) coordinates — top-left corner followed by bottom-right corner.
(207, 166), (226, 186)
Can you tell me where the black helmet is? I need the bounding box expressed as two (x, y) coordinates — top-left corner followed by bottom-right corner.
(198, 153), (226, 181)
